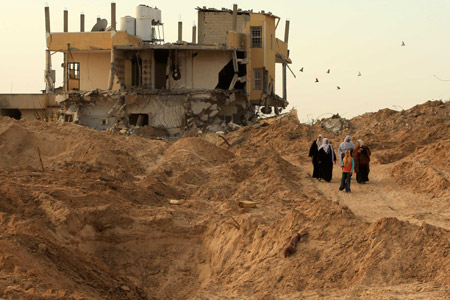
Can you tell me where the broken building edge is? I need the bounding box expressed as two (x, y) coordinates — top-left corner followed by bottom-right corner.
(2, 4), (292, 136)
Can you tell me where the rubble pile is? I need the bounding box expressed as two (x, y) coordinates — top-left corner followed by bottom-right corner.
(58, 89), (256, 137)
(0, 100), (449, 299)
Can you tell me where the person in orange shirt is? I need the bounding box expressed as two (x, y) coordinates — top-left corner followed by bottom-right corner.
(339, 150), (354, 193)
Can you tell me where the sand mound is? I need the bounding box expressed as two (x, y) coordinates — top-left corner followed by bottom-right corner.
(0, 100), (449, 299)
(392, 139), (450, 196)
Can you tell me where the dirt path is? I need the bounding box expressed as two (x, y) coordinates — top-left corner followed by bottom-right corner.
(293, 160), (450, 230)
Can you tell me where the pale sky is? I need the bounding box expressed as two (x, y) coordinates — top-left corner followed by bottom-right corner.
(1, 0), (449, 122)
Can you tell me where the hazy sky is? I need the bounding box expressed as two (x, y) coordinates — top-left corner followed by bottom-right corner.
(1, 0), (449, 122)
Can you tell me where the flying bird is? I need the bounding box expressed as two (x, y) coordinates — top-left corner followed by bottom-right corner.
(358, 72), (362, 76)
(315, 78), (319, 83)
(337, 86), (341, 90)
(299, 67), (304, 72)
(401, 41), (405, 46)
(327, 69), (330, 74)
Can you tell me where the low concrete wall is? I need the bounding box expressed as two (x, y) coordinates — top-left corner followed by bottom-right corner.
(0, 94), (57, 109)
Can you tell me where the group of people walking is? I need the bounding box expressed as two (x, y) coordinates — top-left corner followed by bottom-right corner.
(308, 135), (371, 193)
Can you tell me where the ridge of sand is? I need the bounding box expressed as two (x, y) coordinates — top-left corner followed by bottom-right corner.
(0, 100), (449, 299)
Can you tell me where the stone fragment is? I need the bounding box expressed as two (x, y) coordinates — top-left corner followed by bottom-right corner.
(209, 110), (219, 118)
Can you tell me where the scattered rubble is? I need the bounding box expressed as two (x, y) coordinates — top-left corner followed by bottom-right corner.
(320, 113), (350, 134)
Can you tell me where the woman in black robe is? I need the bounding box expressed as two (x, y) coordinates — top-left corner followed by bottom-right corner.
(318, 138), (336, 182)
(308, 135), (322, 179)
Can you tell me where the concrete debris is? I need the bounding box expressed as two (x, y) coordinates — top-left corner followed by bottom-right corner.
(58, 89), (262, 138)
(169, 199), (182, 205)
(227, 122), (241, 131)
(200, 114), (209, 122)
(191, 101), (211, 115)
(321, 115), (350, 134)
(209, 110), (219, 118)
(238, 200), (257, 208)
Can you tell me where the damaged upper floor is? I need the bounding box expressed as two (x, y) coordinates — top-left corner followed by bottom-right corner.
(44, 3), (292, 106)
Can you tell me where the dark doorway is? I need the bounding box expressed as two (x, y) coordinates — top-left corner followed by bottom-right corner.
(0, 109), (21, 120)
(131, 56), (142, 87)
(154, 50), (169, 89)
(129, 114), (149, 126)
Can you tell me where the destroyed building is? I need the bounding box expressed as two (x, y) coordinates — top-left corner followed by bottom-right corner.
(3, 3), (292, 134)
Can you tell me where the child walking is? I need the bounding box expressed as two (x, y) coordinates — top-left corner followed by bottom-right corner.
(339, 150), (354, 193)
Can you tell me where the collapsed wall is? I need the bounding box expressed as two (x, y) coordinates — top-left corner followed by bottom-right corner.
(58, 89), (259, 136)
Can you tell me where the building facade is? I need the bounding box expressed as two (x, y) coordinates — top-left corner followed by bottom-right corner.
(41, 4), (291, 134)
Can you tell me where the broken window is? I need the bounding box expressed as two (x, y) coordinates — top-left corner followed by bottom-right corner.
(250, 26), (262, 48)
(68, 62), (80, 80)
(67, 62), (80, 90)
(253, 68), (263, 90)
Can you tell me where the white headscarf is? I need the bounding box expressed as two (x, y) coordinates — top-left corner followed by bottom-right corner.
(357, 139), (364, 147)
(319, 138), (336, 161)
(316, 135), (323, 147)
(338, 136), (355, 165)
(319, 138), (329, 152)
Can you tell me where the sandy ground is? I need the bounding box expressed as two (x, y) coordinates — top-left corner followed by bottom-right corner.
(0, 100), (449, 299)
(301, 163), (450, 230)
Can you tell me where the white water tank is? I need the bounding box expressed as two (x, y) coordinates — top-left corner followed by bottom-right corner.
(119, 16), (136, 35)
(136, 5), (162, 41)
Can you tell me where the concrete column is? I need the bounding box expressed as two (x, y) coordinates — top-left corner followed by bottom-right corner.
(45, 50), (54, 93)
(111, 2), (116, 31)
(64, 9), (68, 32)
(282, 64), (287, 100)
(192, 25), (197, 44)
(283, 20), (290, 100)
(284, 20), (290, 44)
(80, 14), (85, 32)
(44, 6), (51, 35)
(178, 21), (183, 43)
(107, 48), (116, 90)
(232, 4), (238, 31)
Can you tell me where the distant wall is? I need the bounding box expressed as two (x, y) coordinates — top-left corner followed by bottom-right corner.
(0, 94), (54, 109)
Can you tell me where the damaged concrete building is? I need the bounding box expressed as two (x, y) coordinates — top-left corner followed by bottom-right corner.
(43, 3), (292, 134)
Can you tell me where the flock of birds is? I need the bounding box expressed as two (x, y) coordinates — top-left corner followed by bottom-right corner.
(297, 41), (407, 90)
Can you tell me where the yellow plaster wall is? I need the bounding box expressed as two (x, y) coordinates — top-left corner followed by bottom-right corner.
(48, 31), (142, 51)
(227, 32), (248, 50)
(246, 14), (277, 101)
(192, 50), (232, 89)
(69, 52), (119, 91)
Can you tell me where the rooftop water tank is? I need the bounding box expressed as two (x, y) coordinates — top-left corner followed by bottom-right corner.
(136, 5), (162, 41)
(119, 16), (136, 35)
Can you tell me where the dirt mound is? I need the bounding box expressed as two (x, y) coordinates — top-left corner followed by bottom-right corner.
(392, 139), (450, 196)
(0, 100), (449, 299)
(344, 100), (450, 163)
(0, 116), (168, 178)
